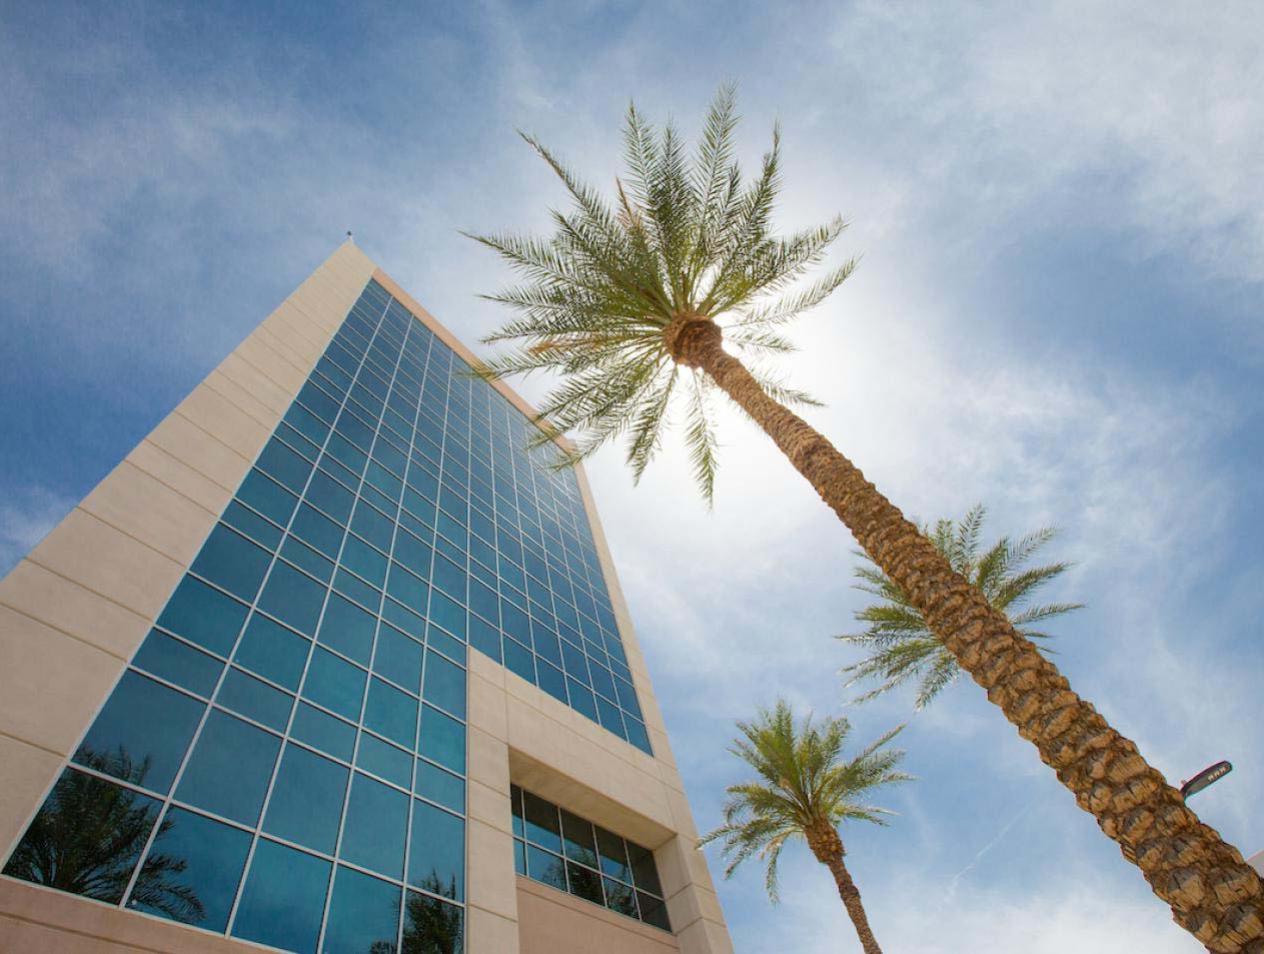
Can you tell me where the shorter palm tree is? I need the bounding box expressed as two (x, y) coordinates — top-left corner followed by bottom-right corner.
(839, 504), (1083, 708)
(700, 701), (910, 954)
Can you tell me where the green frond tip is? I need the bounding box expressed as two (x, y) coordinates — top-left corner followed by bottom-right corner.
(839, 504), (1083, 709)
(464, 85), (854, 500)
(699, 699), (909, 904)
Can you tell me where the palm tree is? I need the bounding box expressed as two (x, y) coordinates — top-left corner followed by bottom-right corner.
(840, 504), (1083, 708)
(700, 701), (909, 954)
(467, 87), (1263, 950)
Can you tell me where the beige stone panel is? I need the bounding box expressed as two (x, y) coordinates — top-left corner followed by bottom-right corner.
(0, 606), (125, 756)
(468, 727), (511, 792)
(147, 411), (251, 492)
(0, 561), (150, 661)
(664, 787), (700, 841)
(257, 303), (330, 361)
(27, 509), (184, 622)
(233, 331), (309, 392)
(0, 880), (267, 953)
(175, 383), (272, 461)
(468, 778), (513, 834)
(203, 369), (282, 430)
(664, 881), (725, 938)
(126, 441), (235, 515)
(0, 736), (61, 859)
(253, 321), (321, 373)
(288, 281), (359, 333)
(79, 460), (218, 567)
(467, 905), (520, 954)
(217, 350), (295, 417)
(468, 671), (509, 742)
(467, 818), (519, 920)
(674, 917), (735, 954)
(516, 878), (679, 954)
(649, 728), (678, 772)
(468, 646), (506, 687)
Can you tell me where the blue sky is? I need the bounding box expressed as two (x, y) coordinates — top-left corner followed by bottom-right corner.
(4, 2), (1263, 950)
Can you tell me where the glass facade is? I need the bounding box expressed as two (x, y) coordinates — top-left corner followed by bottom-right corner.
(3, 277), (649, 951)
(510, 785), (671, 932)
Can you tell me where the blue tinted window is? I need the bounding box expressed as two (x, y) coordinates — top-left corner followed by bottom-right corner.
(222, 501), (283, 550)
(596, 827), (631, 882)
(257, 438), (313, 494)
(357, 732), (413, 788)
(74, 672), (204, 794)
(402, 891), (464, 954)
(428, 590), (465, 638)
(306, 469), (354, 524)
(157, 577), (248, 656)
(567, 680), (597, 721)
(416, 761), (464, 814)
(325, 866), (401, 954)
(291, 504), (345, 559)
(523, 792), (561, 853)
(351, 502), (394, 551)
(627, 841), (664, 896)
(526, 844), (567, 891)
(217, 668), (294, 730)
(302, 647), (367, 721)
(561, 809), (598, 868)
(257, 562), (326, 635)
(264, 744), (348, 854)
(290, 702), (356, 762)
(419, 705), (465, 774)
(364, 677), (418, 748)
(392, 530), (431, 576)
(237, 469), (299, 527)
(318, 593), (377, 665)
(342, 534), (388, 587)
(234, 614), (310, 690)
(176, 710), (279, 825)
(233, 839), (331, 954)
(3, 768), (161, 904)
(637, 891), (671, 931)
(624, 718), (652, 755)
(408, 801), (464, 900)
(134, 807), (250, 931)
(386, 563), (427, 609)
(503, 638), (535, 684)
(373, 624), (423, 692)
(536, 660), (568, 705)
(468, 615), (501, 663)
(280, 536), (334, 582)
(422, 652), (466, 719)
(341, 774), (408, 878)
(133, 630), (223, 697)
(334, 567), (380, 610)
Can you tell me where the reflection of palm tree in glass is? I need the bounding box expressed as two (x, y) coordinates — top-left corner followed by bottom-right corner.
(400, 876), (463, 954)
(4, 747), (203, 922)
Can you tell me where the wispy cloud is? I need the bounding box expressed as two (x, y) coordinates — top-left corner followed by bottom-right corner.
(0, 486), (74, 578)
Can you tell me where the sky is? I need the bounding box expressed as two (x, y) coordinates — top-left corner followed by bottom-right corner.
(3, 2), (1263, 951)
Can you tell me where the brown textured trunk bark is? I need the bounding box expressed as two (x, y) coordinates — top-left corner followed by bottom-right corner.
(668, 317), (1264, 953)
(806, 822), (883, 954)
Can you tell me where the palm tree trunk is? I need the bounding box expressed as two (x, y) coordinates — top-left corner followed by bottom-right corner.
(806, 823), (883, 954)
(671, 318), (1264, 952)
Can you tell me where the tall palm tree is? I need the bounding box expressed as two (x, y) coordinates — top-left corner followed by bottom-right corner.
(467, 86), (1263, 950)
(840, 504), (1082, 708)
(700, 701), (909, 954)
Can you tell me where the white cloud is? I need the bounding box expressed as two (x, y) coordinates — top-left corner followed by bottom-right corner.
(0, 486), (74, 577)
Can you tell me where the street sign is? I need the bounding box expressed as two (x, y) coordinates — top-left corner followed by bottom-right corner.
(1180, 760), (1232, 800)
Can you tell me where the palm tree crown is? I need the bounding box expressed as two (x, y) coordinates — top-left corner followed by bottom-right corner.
(467, 84), (854, 499)
(700, 701), (910, 901)
(839, 504), (1083, 708)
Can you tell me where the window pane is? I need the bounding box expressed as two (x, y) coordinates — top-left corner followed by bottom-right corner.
(176, 710), (280, 826)
(131, 807), (250, 931)
(264, 743), (348, 854)
(257, 562), (326, 636)
(324, 866), (401, 954)
(232, 839), (331, 954)
(364, 677), (418, 748)
(74, 671), (204, 794)
(132, 630), (223, 698)
(523, 792), (561, 853)
(257, 437), (313, 494)
(234, 614), (310, 690)
(357, 732), (412, 789)
(306, 469), (354, 524)
(280, 536), (334, 583)
(302, 647), (367, 721)
(291, 503), (345, 559)
(318, 593), (377, 665)
(402, 891), (464, 954)
(595, 827), (631, 882)
(560, 809), (598, 868)
(342, 534), (388, 587)
(637, 890), (671, 931)
(566, 861), (603, 905)
(510, 785), (524, 838)
(290, 703), (356, 762)
(3, 767), (160, 905)
(428, 589), (465, 638)
(603, 877), (638, 918)
(217, 668), (294, 731)
(341, 773), (408, 878)
(627, 841), (663, 896)
(374, 624), (423, 692)
(408, 801), (464, 901)
(189, 525), (271, 601)
(415, 761), (464, 814)
(536, 660), (568, 705)
(237, 469), (298, 527)
(418, 705), (465, 774)
(421, 651), (465, 719)
(525, 845), (566, 891)
(157, 577), (249, 656)
(223, 501), (283, 550)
